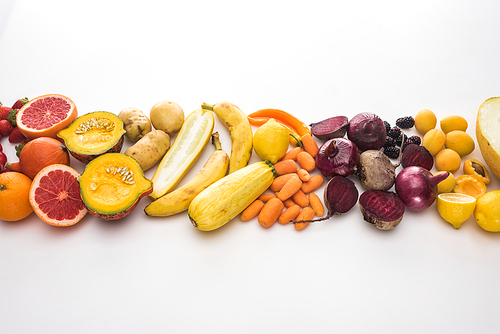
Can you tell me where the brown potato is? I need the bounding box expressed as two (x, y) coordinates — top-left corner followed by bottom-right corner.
(124, 130), (170, 171)
(118, 107), (152, 142)
(150, 101), (184, 136)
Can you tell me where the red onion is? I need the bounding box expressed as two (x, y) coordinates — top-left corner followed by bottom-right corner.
(315, 138), (360, 178)
(347, 112), (386, 151)
(395, 166), (449, 211)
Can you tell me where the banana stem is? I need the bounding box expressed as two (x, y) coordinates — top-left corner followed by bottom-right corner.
(211, 132), (222, 150)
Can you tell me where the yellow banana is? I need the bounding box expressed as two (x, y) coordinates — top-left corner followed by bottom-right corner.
(188, 161), (276, 231)
(202, 101), (253, 174)
(144, 133), (229, 217)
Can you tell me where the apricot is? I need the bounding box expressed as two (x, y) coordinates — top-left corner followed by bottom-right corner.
(435, 149), (461, 173)
(440, 115), (468, 134)
(463, 158), (490, 184)
(445, 130), (475, 157)
(454, 175), (487, 199)
(422, 128), (445, 156)
(414, 109), (437, 135)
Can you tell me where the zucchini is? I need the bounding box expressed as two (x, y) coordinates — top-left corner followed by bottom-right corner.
(188, 160), (276, 231)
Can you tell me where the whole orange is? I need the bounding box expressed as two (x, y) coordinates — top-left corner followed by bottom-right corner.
(0, 172), (33, 221)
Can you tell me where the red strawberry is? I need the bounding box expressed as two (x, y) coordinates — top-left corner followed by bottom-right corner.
(9, 127), (26, 144)
(11, 97), (28, 110)
(0, 119), (14, 136)
(0, 106), (10, 120)
(0, 142), (3, 152)
(0, 152), (7, 172)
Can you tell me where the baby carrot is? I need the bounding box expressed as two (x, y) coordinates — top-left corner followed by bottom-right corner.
(278, 204), (301, 224)
(241, 200), (265, 221)
(283, 199), (295, 207)
(294, 207), (315, 231)
(297, 168), (311, 182)
(292, 189), (309, 207)
(270, 173), (297, 192)
(283, 147), (304, 161)
(296, 151), (316, 172)
(274, 159), (297, 176)
(277, 175), (303, 202)
(301, 174), (324, 194)
(309, 193), (324, 216)
(258, 194), (276, 203)
(301, 133), (319, 158)
(258, 197), (284, 228)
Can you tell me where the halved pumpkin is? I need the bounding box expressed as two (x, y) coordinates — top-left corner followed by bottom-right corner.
(58, 111), (126, 163)
(78, 153), (152, 220)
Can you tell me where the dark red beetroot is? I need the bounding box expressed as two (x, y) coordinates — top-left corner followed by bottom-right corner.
(359, 190), (405, 230)
(315, 138), (360, 178)
(401, 144), (433, 170)
(347, 112), (387, 151)
(310, 116), (349, 141)
(293, 175), (358, 224)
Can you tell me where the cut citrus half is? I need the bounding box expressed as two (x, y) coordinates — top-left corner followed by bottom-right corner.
(29, 164), (87, 226)
(16, 94), (78, 140)
(437, 192), (476, 229)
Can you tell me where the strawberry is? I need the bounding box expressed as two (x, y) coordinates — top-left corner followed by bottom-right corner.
(7, 108), (18, 126)
(0, 142), (2, 152)
(0, 106), (10, 120)
(11, 97), (28, 110)
(9, 127), (26, 144)
(0, 152), (7, 172)
(0, 119), (14, 136)
(15, 139), (29, 158)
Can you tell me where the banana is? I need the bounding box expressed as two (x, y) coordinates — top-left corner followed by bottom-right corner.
(144, 133), (229, 217)
(202, 101), (253, 174)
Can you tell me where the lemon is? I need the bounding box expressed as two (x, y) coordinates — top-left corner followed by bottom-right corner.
(253, 118), (289, 164)
(437, 192), (477, 229)
(474, 190), (500, 232)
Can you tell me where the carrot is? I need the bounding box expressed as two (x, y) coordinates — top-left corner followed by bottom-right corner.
(283, 147), (304, 161)
(301, 133), (319, 158)
(278, 204), (301, 224)
(258, 197), (284, 228)
(292, 189), (309, 207)
(277, 175), (303, 202)
(283, 199), (295, 207)
(258, 194), (276, 203)
(240, 200), (265, 221)
(309, 193), (324, 216)
(294, 207), (315, 231)
(296, 151), (315, 172)
(270, 173), (297, 192)
(274, 159), (297, 176)
(297, 168), (311, 182)
(301, 174), (324, 194)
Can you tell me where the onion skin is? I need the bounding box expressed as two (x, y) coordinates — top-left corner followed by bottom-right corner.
(395, 166), (449, 211)
(347, 112), (387, 151)
(316, 138), (360, 178)
(359, 190), (405, 230)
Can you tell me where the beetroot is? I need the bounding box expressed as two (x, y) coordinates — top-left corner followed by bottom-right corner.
(359, 190), (405, 230)
(310, 116), (349, 141)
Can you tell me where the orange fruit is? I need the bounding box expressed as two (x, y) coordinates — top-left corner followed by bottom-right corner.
(29, 164), (87, 227)
(0, 172), (34, 221)
(16, 94), (78, 140)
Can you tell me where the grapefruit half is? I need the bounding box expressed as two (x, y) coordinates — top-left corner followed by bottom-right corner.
(29, 164), (87, 226)
(16, 94), (78, 140)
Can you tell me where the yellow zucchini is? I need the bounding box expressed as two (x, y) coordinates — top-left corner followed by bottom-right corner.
(149, 109), (214, 200)
(188, 160), (276, 231)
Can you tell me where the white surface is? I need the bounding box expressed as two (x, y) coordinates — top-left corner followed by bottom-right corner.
(1, 1), (500, 333)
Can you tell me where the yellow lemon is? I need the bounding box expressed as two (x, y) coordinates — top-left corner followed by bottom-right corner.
(474, 190), (500, 232)
(437, 193), (476, 229)
(253, 118), (289, 164)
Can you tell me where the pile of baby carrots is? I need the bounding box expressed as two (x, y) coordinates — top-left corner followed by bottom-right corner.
(241, 133), (325, 230)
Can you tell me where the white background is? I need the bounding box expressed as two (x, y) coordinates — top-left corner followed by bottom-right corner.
(1, 0), (500, 333)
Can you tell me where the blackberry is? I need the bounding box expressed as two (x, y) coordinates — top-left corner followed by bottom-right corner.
(384, 136), (396, 148)
(395, 116), (415, 129)
(402, 139), (413, 151)
(395, 133), (405, 146)
(387, 126), (401, 139)
(384, 146), (400, 159)
(383, 121), (391, 133)
(408, 135), (421, 146)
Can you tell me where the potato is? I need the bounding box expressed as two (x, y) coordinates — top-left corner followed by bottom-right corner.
(124, 130), (170, 171)
(118, 107), (152, 142)
(150, 101), (184, 136)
